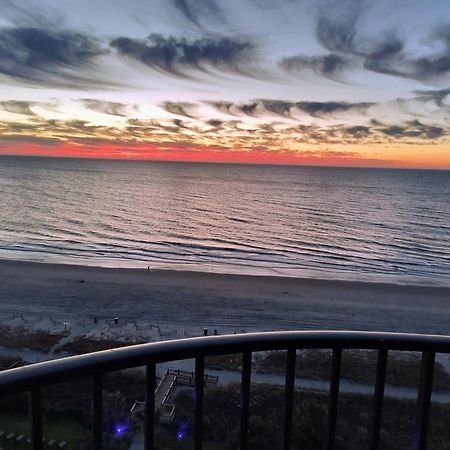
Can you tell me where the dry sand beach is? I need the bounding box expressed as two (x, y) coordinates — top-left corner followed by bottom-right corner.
(1, 259), (450, 338)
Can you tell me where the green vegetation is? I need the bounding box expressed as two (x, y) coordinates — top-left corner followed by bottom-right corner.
(161, 384), (450, 450)
(0, 414), (86, 450)
(56, 337), (143, 355)
(0, 370), (147, 450)
(0, 325), (65, 353)
(2, 365), (450, 450)
(206, 350), (450, 389)
(0, 326), (143, 356)
(0, 356), (26, 370)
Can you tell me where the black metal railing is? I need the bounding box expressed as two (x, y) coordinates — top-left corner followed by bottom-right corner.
(1, 330), (450, 450)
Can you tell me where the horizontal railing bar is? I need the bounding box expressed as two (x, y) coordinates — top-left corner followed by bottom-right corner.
(2, 331), (450, 394)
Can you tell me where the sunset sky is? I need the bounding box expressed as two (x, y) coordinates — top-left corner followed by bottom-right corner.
(0, 0), (449, 168)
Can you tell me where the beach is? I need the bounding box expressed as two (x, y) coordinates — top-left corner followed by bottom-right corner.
(1, 259), (450, 338)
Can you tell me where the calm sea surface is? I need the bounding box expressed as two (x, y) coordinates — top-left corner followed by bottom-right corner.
(1, 156), (449, 285)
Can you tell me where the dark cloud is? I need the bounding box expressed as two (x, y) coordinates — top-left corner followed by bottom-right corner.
(238, 102), (259, 116)
(172, 119), (187, 129)
(0, 100), (37, 116)
(0, 27), (106, 88)
(316, 10), (409, 79)
(378, 125), (417, 137)
(206, 119), (224, 128)
(110, 34), (256, 79)
(207, 101), (234, 115)
(208, 98), (374, 118)
(208, 100), (266, 117)
(171, 0), (224, 28)
(362, 37), (405, 77)
(316, 0), (362, 54)
(81, 99), (132, 117)
(413, 88), (450, 107)
(316, 3), (450, 81)
(0, 134), (62, 146)
(412, 26), (450, 80)
(345, 125), (371, 137)
(279, 53), (349, 80)
(378, 120), (445, 139)
(160, 101), (197, 118)
(259, 100), (295, 117)
(295, 101), (374, 117)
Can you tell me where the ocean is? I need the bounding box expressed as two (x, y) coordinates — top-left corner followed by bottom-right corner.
(1, 156), (449, 286)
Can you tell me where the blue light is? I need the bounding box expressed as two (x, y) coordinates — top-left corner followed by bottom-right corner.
(115, 425), (127, 436)
(176, 420), (190, 440)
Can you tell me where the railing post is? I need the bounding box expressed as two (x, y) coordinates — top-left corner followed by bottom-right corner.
(30, 386), (43, 450)
(283, 348), (296, 450)
(370, 348), (388, 450)
(327, 348), (342, 450)
(93, 372), (103, 450)
(145, 363), (156, 450)
(413, 351), (435, 450)
(240, 351), (252, 450)
(194, 356), (205, 450)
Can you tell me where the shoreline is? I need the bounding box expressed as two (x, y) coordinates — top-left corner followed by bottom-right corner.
(1, 258), (450, 336)
(0, 257), (448, 290)
(1, 250), (449, 288)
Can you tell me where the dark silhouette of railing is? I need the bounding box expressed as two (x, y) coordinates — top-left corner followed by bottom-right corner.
(1, 330), (450, 450)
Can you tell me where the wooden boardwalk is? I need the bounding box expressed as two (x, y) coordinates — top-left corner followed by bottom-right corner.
(155, 373), (177, 409)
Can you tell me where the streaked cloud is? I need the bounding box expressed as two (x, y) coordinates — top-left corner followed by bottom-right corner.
(345, 125), (371, 138)
(1, 111), (446, 154)
(208, 99), (375, 118)
(0, 100), (37, 116)
(160, 101), (198, 118)
(81, 99), (135, 117)
(377, 120), (445, 139)
(295, 101), (374, 117)
(315, 1), (450, 82)
(279, 54), (349, 80)
(412, 88), (450, 107)
(170, 0), (224, 28)
(110, 34), (256, 79)
(0, 27), (106, 88)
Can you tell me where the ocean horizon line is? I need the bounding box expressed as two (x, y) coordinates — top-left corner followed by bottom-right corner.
(1, 153), (449, 172)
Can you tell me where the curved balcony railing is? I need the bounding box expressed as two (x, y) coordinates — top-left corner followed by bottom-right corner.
(1, 330), (450, 450)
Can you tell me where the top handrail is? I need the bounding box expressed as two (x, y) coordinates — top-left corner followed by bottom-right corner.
(1, 330), (450, 394)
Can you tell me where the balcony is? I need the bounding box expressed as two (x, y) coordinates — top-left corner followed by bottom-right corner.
(1, 331), (450, 450)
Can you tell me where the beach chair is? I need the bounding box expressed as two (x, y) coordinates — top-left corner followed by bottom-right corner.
(5, 434), (14, 441)
(58, 442), (67, 448)
(16, 435), (24, 443)
(48, 440), (56, 447)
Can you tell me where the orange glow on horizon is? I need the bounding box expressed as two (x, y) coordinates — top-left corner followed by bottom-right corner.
(0, 140), (449, 170)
